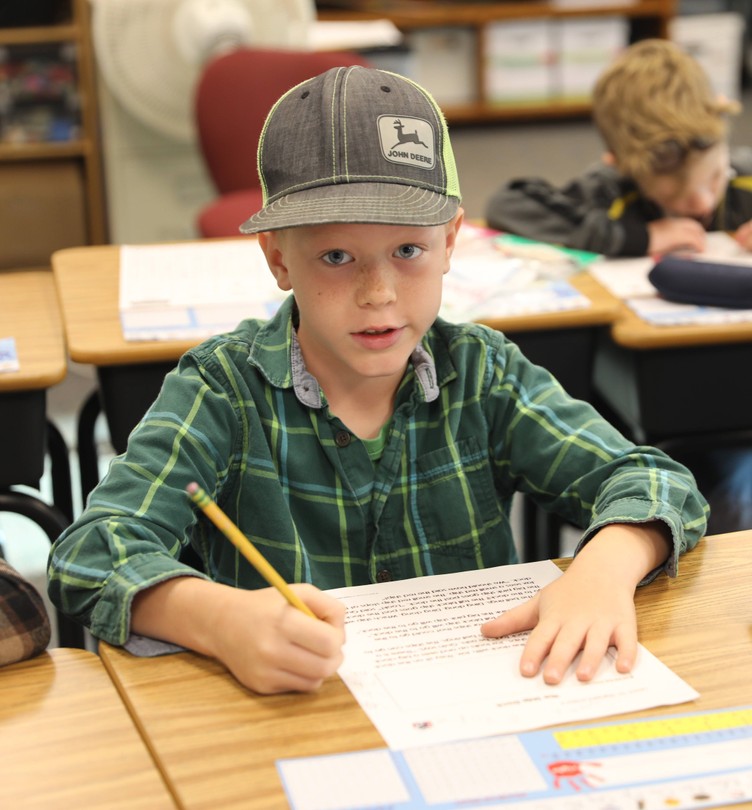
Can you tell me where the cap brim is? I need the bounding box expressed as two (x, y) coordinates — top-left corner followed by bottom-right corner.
(239, 182), (459, 233)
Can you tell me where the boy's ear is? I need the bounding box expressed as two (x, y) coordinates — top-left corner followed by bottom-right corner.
(443, 208), (465, 273)
(258, 231), (292, 291)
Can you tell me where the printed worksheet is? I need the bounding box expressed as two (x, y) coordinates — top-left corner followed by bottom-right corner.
(328, 561), (699, 750)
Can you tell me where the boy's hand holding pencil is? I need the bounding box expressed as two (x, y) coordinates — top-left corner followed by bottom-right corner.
(185, 483), (346, 693)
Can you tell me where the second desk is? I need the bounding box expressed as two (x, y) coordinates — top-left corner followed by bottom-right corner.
(594, 294), (752, 444)
(52, 243), (619, 516)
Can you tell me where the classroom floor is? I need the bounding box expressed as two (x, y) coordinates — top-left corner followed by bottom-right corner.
(7, 85), (752, 644)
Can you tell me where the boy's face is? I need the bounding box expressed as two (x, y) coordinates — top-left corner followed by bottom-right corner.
(635, 142), (730, 225)
(259, 212), (464, 394)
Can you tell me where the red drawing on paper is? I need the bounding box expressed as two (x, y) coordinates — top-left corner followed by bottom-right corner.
(547, 759), (604, 791)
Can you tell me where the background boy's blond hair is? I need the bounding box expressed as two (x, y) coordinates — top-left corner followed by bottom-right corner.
(592, 38), (739, 182)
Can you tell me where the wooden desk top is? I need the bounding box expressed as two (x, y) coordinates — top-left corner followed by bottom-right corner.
(99, 532), (752, 810)
(0, 647), (175, 809)
(0, 268), (67, 392)
(477, 271), (621, 334)
(52, 245), (198, 366)
(52, 243), (621, 368)
(582, 265), (752, 350)
(610, 300), (752, 350)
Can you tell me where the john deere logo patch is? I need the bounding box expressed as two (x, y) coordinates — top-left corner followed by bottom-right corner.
(377, 115), (435, 170)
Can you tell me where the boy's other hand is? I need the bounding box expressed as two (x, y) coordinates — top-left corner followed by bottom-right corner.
(480, 522), (671, 685)
(480, 567), (637, 686)
(647, 217), (706, 255)
(733, 219), (752, 251)
(212, 584), (346, 694)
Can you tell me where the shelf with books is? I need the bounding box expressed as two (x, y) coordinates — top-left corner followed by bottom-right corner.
(316, 0), (677, 123)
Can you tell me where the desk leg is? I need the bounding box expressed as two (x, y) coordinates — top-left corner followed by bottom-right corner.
(47, 420), (73, 522)
(522, 497), (563, 562)
(77, 390), (102, 508)
(76, 364), (175, 508)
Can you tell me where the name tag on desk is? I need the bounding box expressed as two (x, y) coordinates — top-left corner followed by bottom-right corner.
(0, 337), (20, 372)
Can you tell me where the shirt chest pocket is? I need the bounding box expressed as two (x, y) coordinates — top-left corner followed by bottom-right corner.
(413, 438), (501, 562)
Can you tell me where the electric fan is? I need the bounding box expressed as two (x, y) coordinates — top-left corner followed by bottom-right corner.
(90, 0), (315, 143)
(87, 0), (314, 242)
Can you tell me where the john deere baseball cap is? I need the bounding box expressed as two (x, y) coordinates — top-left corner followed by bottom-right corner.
(240, 65), (461, 233)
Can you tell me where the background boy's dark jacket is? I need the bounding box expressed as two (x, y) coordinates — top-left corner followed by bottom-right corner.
(485, 147), (752, 256)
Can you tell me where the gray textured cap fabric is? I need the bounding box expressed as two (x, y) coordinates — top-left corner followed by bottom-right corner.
(240, 65), (461, 233)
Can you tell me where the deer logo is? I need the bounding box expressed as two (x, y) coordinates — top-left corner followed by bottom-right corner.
(392, 119), (429, 150)
(377, 114), (435, 171)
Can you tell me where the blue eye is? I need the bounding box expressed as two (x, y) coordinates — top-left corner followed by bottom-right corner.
(322, 249), (353, 265)
(395, 244), (423, 259)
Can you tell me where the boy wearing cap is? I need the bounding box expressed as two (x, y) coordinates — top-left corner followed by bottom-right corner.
(486, 39), (752, 257)
(49, 66), (707, 695)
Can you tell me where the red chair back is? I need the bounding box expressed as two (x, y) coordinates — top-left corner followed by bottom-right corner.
(195, 47), (370, 196)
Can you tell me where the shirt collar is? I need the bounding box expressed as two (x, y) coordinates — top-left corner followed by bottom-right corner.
(249, 296), (440, 407)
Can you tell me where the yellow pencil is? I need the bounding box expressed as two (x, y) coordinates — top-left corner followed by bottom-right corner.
(186, 482), (316, 619)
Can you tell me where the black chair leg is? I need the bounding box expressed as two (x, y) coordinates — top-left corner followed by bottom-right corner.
(522, 495), (539, 562)
(543, 511), (563, 560)
(0, 490), (86, 649)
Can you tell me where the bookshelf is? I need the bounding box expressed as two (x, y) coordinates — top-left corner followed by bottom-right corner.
(0, 0), (106, 268)
(317, 0), (678, 124)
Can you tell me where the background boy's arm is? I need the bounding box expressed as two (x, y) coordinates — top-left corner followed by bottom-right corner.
(647, 218), (707, 254)
(727, 148), (752, 246)
(485, 168), (645, 256)
(733, 219), (752, 250)
(131, 576), (346, 694)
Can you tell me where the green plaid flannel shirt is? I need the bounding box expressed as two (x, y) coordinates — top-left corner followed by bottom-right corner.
(48, 296), (708, 646)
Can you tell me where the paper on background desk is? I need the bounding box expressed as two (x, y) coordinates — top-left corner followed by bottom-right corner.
(119, 229), (591, 339)
(327, 560), (698, 751)
(119, 240), (286, 341)
(0, 337), (19, 373)
(589, 231), (752, 326)
(441, 225), (590, 322)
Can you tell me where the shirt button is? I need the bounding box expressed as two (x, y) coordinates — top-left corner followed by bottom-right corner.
(376, 569), (393, 582)
(335, 430), (351, 448)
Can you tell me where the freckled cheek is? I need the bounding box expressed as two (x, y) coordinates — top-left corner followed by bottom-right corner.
(308, 279), (345, 302)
